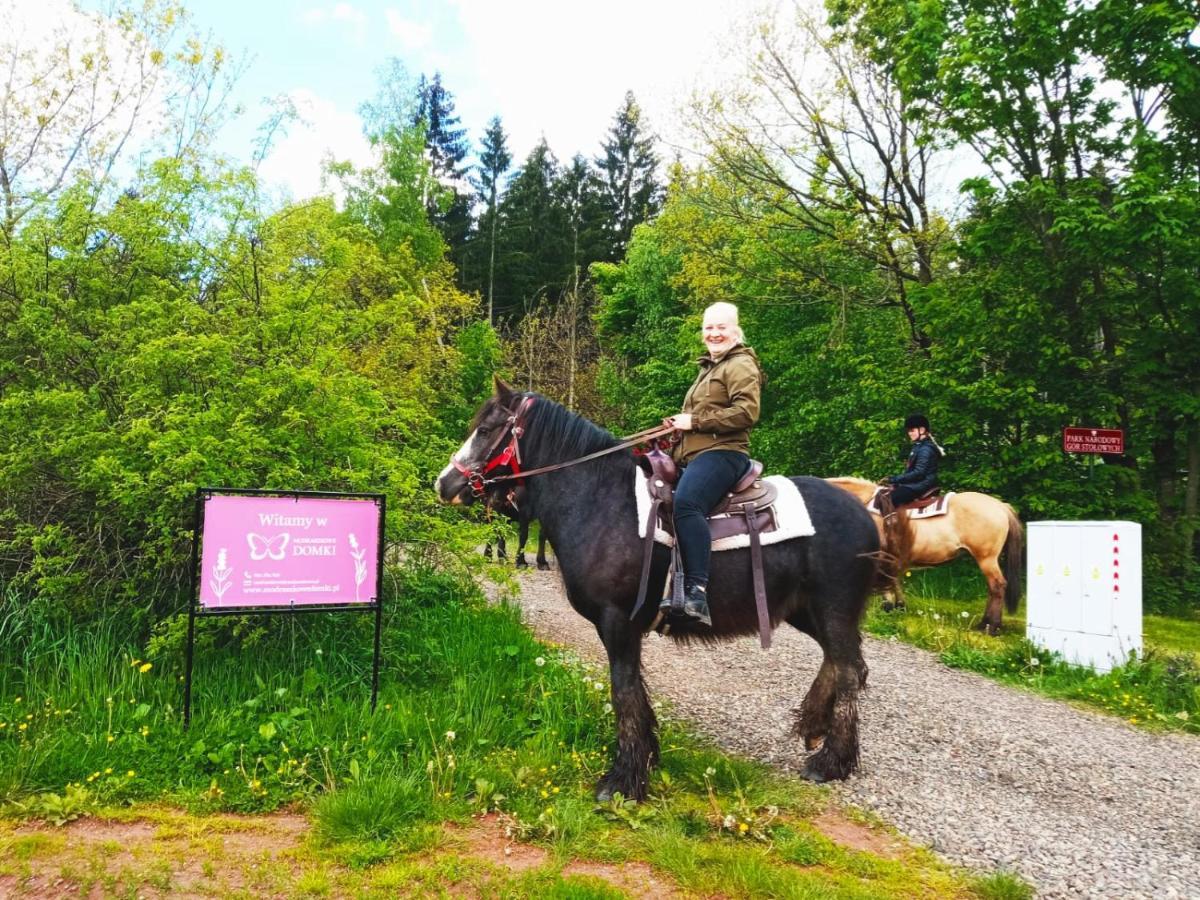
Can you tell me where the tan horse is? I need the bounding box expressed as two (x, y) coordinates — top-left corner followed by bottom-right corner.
(826, 477), (1024, 634)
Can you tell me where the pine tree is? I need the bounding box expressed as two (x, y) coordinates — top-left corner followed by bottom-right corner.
(595, 91), (662, 257)
(554, 154), (608, 292)
(495, 139), (570, 321)
(474, 116), (512, 325)
(411, 73), (469, 182)
(412, 73), (472, 278)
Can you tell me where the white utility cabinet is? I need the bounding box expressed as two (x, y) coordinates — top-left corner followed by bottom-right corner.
(1026, 521), (1142, 673)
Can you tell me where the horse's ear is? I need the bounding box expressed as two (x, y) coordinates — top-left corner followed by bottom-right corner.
(493, 375), (514, 401)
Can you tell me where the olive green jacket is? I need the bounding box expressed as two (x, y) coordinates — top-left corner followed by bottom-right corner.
(673, 345), (764, 464)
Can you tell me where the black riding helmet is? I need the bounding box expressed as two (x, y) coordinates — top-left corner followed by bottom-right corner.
(904, 414), (930, 430)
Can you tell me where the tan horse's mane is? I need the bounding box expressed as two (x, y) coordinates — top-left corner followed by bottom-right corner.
(825, 476), (876, 500)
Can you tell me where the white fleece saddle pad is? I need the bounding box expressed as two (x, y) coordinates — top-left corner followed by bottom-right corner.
(867, 489), (956, 519)
(634, 471), (815, 551)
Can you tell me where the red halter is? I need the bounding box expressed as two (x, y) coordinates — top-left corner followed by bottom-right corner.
(453, 396), (535, 498)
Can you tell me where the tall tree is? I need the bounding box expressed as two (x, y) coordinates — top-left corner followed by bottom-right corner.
(826, 0), (1200, 601)
(0, 1), (235, 241)
(494, 140), (569, 321)
(411, 73), (472, 277)
(474, 116), (512, 325)
(689, 7), (948, 349)
(595, 91), (662, 257)
(554, 154), (608, 292)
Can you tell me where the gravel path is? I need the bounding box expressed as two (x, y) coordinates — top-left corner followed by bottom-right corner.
(496, 565), (1200, 899)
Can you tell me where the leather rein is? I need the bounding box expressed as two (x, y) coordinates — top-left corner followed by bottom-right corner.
(453, 396), (676, 499)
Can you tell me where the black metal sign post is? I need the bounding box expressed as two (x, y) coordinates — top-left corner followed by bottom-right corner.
(184, 487), (386, 727)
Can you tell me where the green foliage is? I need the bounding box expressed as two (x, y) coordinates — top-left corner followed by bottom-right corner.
(970, 870), (1035, 900)
(0, 156), (486, 620)
(313, 772), (432, 844)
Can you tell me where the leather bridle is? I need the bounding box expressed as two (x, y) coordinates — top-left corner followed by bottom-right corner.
(453, 395), (676, 499)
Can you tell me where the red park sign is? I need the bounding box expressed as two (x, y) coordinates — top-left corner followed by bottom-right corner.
(1063, 426), (1124, 455)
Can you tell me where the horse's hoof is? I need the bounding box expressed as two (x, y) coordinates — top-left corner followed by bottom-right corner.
(537, 562), (550, 571)
(515, 558), (528, 569)
(881, 601), (895, 613)
(800, 764), (829, 784)
(595, 785), (614, 802)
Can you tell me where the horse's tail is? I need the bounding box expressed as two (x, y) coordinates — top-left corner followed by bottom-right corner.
(874, 490), (914, 597)
(1002, 505), (1024, 614)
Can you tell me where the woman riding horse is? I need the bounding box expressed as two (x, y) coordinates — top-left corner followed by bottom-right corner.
(885, 414), (944, 506)
(661, 301), (764, 626)
(437, 379), (905, 796)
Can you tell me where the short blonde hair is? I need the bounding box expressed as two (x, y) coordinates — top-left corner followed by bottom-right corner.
(703, 302), (744, 344)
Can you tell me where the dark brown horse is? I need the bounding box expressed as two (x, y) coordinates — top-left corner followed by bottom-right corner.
(436, 380), (903, 799)
(484, 486), (550, 570)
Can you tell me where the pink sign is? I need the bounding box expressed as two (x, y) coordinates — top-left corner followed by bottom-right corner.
(198, 493), (381, 609)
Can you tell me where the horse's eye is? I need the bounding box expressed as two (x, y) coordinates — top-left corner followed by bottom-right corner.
(477, 426), (491, 437)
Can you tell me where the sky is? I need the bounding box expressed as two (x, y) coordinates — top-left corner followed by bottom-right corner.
(171, 0), (760, 200)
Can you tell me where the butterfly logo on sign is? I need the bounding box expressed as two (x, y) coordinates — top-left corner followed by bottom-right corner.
(247, 532), (290, 561)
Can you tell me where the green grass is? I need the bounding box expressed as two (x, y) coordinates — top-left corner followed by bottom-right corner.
(864, 558), (1200, 733)
(0, 563), (1022, 897)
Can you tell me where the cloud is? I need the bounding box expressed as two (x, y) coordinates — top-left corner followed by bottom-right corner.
(384, 10), (432, 50)
(260, 89), (374, 201)
(442, 0), (748, 166)
(298, 3), (368, 41)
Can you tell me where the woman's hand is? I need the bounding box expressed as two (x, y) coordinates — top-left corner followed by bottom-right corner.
(664, 413), (693, 431)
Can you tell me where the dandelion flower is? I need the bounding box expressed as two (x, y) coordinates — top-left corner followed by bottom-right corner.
(723, 814), (736, 829)
(105, 768), (113, 775)
(445, 730), (456, 742)
(126, 770), (135, 778)
(960, 611), (969, 618)
(593, 681), (605, 691)
(603, 702), (613, 714)
(535, 657), (546, 667)
(739, 822), (749, 834)
(705, 767), (717, 777)
(933, 613), (940, 621)
(1029, 658), (1040, 667)
(139, 662), (152, 673)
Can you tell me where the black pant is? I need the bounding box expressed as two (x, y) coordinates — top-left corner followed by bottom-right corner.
(673, 450), (750, 586)
(890, 483), (932, 505)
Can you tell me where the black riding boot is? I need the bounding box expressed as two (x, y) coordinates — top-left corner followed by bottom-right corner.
(661, 578), (712, 626)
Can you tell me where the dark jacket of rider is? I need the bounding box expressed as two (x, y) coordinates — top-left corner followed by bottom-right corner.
(888, 437), (940, 495)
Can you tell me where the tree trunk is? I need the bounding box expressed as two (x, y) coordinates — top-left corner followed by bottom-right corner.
(1185, 420), (1199, 565)
(487, 198), (498, 326)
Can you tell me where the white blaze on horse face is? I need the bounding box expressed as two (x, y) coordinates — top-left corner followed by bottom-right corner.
(435, 428), (481, 504)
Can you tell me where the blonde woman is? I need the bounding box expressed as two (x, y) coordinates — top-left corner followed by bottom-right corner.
(660, 302), (765, 625)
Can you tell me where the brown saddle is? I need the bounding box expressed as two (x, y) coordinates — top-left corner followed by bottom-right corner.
(643, 452), (778, 540)
(896, 488), (940, 511)
(633, 449), (778, 649)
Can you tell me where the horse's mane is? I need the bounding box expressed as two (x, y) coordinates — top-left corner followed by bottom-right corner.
(514, 393), (621, 462)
